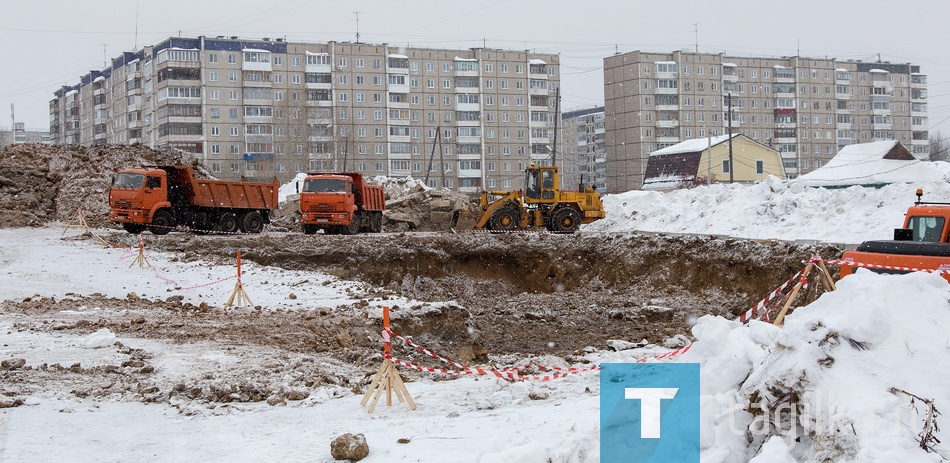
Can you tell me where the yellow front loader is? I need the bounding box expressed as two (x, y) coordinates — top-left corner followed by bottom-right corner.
(475, 164), (605, 233)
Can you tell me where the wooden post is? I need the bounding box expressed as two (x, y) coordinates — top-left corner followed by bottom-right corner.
(225, 251), (253, 308)
(815, 257), (837, 292)
(773, 263), (813, 327)
(360, 306), (416, 413)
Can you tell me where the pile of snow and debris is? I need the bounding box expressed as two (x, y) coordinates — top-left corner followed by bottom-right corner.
(587, 176), (950, 245)
(592, 269), (950, 461)
(274, 173), (479, 231)
(0, 144), (207, 228)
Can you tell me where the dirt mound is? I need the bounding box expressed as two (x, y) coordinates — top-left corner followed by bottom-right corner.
(0, 144), (208, 228)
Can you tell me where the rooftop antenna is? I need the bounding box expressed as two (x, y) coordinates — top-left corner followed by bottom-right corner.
(100, 44), (108, 68)
(353, 11), (361, 43)
(693, 23), (699, 52)
(134, 3), (139, 49)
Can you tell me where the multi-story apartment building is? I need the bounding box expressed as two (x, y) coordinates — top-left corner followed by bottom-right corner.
(561, 106), (606, 192)
(50, 36), (560, 190)
(0, 122), (52, 148)
(604, 50), (928, 192)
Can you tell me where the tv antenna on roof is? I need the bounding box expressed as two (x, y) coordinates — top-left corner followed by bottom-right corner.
(353, 11), (361, 43)
(693, 23), (699, 52)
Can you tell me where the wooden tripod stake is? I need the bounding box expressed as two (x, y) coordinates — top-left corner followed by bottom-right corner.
(129, 233), (151, 268)
(225, 251), (253, 308)
(360, 306), (416, 413)
(61, 207), (91, 237)
(773, 257), (837, 327)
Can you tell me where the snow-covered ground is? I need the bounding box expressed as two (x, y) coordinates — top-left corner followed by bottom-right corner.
(2, 180), (950, 462)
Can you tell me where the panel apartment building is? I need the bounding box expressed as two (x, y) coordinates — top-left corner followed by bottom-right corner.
(50, 36), (560, 189)
(561, 106), (607, 192)
(604, 50), (928, 192)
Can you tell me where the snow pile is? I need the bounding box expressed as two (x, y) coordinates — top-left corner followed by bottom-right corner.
(672, 270), (950, 461)
(587, 177), (950, 244)
(82, 328), (116, 349)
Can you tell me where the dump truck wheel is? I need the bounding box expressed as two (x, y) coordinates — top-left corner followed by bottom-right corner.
(490, 207), (519, 231)
(217, 213), (240, 234)
(550, 208), (581, 233)
(122, 223), (146, 234)
(150, 210), (175, 235)
(302, 225), (318, 235)
(240, 211), (265, 234)
(343, 218), (360, 235)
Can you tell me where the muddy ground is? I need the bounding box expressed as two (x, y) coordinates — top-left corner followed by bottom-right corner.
(1, 228), (840, 411)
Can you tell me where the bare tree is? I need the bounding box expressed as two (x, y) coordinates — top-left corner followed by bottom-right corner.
(929, 129), (949, 162)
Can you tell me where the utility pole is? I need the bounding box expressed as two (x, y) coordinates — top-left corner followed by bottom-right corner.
(727, 93), (734, 183)
(552, 87), (560, 168)
(706, 128), (712, 185)
(424, 126), (441, 186)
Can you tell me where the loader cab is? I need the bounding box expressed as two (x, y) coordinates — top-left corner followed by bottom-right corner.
(524, 165), (557, 202)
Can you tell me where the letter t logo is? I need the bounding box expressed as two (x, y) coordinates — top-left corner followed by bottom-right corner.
(624, 388), (679, 438)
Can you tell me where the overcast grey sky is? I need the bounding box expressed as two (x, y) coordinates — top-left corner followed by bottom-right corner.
(2, 0), (949, 137)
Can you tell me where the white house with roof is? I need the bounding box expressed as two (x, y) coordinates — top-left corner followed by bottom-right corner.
(790, 140), (950, 187)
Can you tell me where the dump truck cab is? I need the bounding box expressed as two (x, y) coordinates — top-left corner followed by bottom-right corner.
(298, 172), (385, 235)
(109, 168), (172, 233)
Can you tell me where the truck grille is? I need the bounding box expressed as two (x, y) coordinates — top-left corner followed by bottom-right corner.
(114, 200), (133, 209)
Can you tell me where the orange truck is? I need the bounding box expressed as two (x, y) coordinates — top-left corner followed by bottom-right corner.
(839, 189), (950, 282)
(298, 172), (385, 235)
(109, 165), (279, 235)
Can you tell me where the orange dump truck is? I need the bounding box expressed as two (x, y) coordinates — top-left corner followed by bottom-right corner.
(298, 172), (385, 235)
(839, 189), (950, 282)
(109, 165), (279, 235)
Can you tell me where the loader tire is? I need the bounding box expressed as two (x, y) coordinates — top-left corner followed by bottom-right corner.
(550, 207), (581, 233)
(489, 207), (519, 231)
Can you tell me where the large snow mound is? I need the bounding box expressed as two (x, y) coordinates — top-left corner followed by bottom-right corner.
(586, 177), (950, 244)
(674, 270), (950, 461)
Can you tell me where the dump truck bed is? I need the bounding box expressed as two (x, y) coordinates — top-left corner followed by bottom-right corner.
(165, 166), (279, 210)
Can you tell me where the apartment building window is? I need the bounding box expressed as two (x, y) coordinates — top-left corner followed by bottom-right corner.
(442, 63), (450, 72)
(228, 54), (237, 64)
(501, 64), (509, 73)
(339, 58), (347, 67)
(209, 54), (218, 63)
(211, 144), (220, 154)
(230, 127), (239, 136)
(356, 58), (364, 67)
(443, 79), (451, 89)
(374, 110), (383, 120)
(516, 64), (524, 73)
(211, 126), (220, 136)
(756, 160), (764, 174)
(209, 71), (218, 82)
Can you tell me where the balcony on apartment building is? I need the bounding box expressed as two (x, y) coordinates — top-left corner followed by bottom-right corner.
(305, 53), (331, 74)
(656, 113), (679, 128)
(529, 79), (548, 95)
(912, 102), (928, 117)
(835, 69), (852, 85)
(305, 72), (332, 90)
(454, 57), (479, 77)
(388, 55), (410, 74)
(721, 63), (738, 83)
(773, 66), (795, 83)
(528, 59), (548, 78)
(911, 89), (927, 102)
(911, 74), (927, 88)
(388, 73), (410, 93)
(242, 50), (272, 72)
(870, 69), (889, 88)
(655, 79), (679, 95)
